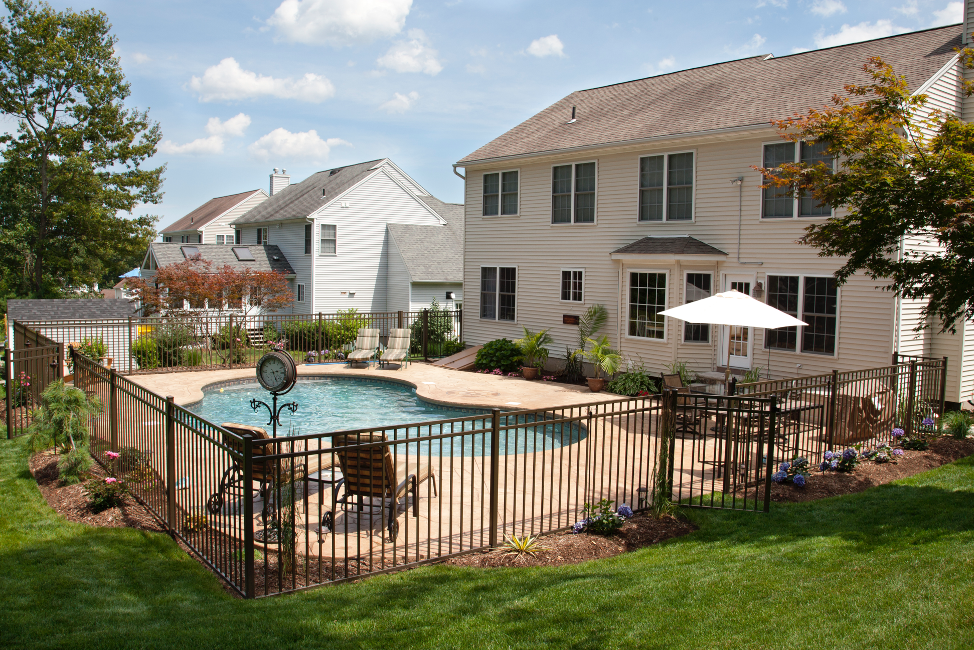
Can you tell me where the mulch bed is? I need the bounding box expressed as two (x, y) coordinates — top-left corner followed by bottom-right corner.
(445, 514), (696, 569)
(761, 436), (974, 503)
(28, 450), (165, 532)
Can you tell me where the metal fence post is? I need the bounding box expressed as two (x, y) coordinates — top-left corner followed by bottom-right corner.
(906, 359), (917, 436)
(763, 396), (778, 513)
(242, 433), (256, 599)
(422, 309), (429, 361)
(228, 314), (234, 369)
(939, 356), (948, 418)
(488, 409), (501, 548)
(826, 369), (839, 449)
(4, 348), (11, 439)
(109, 369), (119, 451)
(165, 396), (177, 533)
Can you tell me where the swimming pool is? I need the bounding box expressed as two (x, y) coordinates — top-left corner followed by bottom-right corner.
(187, 377), (585, 456)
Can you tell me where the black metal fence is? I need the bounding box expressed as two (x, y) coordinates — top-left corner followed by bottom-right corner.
(16, 308), (462, 375)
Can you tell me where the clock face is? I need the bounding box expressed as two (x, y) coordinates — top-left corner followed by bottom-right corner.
(257, 353), (292, 393)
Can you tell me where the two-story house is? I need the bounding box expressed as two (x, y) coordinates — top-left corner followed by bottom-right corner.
(160, 189), (269, 245)
(456, 21), (974, 407)
(231, 159), (463, 314)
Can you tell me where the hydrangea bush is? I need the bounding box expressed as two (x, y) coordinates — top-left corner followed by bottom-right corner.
(571, 499), (633, 535)
(772, 456), (810, 487)
(820, 448), (860, 473)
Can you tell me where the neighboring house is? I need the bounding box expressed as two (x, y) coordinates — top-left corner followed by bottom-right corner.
(232, 160), (463, 314)
(160, 189), (268, 245)
(455, 22), (974, 406)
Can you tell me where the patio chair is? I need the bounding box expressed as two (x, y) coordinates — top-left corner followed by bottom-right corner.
(378, 328), (411, 369)
(346, 328), (380, 367)
(326, 431), (437, 542)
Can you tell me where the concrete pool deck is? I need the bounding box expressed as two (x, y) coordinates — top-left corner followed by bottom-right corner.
(129, 362), (622, 411)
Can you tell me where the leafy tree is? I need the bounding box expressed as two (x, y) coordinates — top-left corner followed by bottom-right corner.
(0, 0), (163, 298)
(760, 55), (974, 330)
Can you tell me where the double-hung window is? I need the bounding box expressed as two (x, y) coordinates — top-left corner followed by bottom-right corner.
(628, 272), (667, 340)
(764, 275), (838, 355)
(762, 142), (833, 218)
(551, 162), (596, 223)
(683, 273), (711, 342)
(638, 152), (694, 222)
(482, 171), (519, 216)
(560, 269), (583, 303)
(320, 224), (336, 255)
(257, 227), (268, 244)
(480, 266), (517, 321)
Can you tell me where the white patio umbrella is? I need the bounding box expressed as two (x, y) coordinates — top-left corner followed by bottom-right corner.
(659, 289), (807, 381)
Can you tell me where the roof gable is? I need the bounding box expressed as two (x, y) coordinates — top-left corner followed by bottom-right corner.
(161, 190), (264, 233)
(458, 25), (962, 164)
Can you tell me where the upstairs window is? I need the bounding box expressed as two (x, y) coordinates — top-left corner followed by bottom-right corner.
(480, 266), (517, 321)
(762, 141), (834, 219)
(638, 152), (694, 222)
(483, 171), (519, 216)
(320, 224), (337, 255)
(561, 269), (583, 303)
(552, 162), (596, 224)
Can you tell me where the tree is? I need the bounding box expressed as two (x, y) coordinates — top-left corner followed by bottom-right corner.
(0, 0), (163, 298)
(759, 55), (974, 331)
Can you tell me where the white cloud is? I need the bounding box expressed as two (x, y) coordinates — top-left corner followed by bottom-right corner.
(205, 113), (252, 137)
(728, 33), (767, 56)
(377, 29), (443, 75)
(810, 0), (846, 17)
(932, 2), (963, 26)
(814, 20), (908, 48)
(380, 91), (419, 113)
(248, 128), (350, 161)
(527, 35), (565, 58)
(268, 0), (412, 47)
(159, 136), (225, 156)
(132, 52), (151, 64)
(189, 58), (335, 103)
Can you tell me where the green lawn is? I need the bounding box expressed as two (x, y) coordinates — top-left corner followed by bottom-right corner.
(1, 437), (972, 650)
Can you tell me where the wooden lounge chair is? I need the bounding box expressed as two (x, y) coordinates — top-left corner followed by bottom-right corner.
(378, 328), (411, 369)
(327, 431), (437, 542)
(346, 328), (380, 367)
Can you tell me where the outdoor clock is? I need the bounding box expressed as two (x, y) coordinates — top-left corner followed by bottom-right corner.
(256, 350), (297, 395)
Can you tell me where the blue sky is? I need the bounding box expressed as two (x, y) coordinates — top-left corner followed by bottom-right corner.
(35, 0), (965, 230)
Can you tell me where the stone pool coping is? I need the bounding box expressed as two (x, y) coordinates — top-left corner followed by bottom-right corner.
(128, 362), (622, 412)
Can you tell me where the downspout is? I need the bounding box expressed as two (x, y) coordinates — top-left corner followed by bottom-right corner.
(732, 177), (763, 266)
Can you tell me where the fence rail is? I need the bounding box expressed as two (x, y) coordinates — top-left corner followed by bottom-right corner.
(16, 309), (462, 376)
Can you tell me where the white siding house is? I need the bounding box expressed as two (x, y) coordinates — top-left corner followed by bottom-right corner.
(456, 22), (974, 406)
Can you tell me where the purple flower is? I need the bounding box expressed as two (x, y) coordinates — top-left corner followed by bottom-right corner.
(793, 474), (806, 488)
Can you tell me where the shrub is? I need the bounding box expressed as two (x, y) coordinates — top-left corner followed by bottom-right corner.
(942, 410), (973, 439)
(571, 499), (632, 535)
(85, 476), (126, 512)
(131, 336), (160, 370)
(474, 338), (523, 373)
(819, 448), (859, 473)
(772, 456), (810, 486)
(606, 364), (657, 397)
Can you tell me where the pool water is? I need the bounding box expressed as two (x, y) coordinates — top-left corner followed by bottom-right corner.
(188, 377), (585, 456)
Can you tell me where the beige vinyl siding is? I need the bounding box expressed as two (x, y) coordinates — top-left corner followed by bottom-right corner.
(203, 191), (268, 245)
(464, 131), (897, 380)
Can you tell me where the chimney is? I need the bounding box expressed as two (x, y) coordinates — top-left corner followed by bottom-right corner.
(269, 168), (290, 196)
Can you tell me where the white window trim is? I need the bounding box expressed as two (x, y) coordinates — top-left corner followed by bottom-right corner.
(759, 140), (835, 220)
(481, 169), (520, 218)
(623, 267), (670, 344)
(478, 264), (518, 323)
(636, 149), (697, 224)
(297, 283), (306, 303)
(550, 160), (598, 226)
(681, 270), (713, 344)
(559, 268), (585, 304)
(319, 223), (337, 257)
(762, 272), (841, 358)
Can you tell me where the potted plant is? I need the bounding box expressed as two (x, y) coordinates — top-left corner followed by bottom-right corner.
(516, 327), (553, 379)
(574, 335), (622, 392)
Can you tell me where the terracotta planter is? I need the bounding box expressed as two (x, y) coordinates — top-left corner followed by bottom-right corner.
(521, 366), (539, 380)
(587, 377), (606, 392)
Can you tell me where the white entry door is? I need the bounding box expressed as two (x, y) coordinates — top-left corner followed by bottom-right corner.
(721, 276), (753, 369)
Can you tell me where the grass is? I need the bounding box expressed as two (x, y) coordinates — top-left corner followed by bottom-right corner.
(1, 437), (973, 649)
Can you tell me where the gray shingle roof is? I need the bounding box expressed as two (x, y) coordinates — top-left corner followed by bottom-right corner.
(388, 196), (464, 283)
(233, 160), (383, 225)
(8, 298), (138, 322)
(148, 243), (295, 275)
(458, 25), (961, 164)
(610, 236), (727, 257)
(161, 190), (263, 233)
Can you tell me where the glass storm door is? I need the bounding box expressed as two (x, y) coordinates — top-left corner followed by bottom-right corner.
(724, 278), (752, 369)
